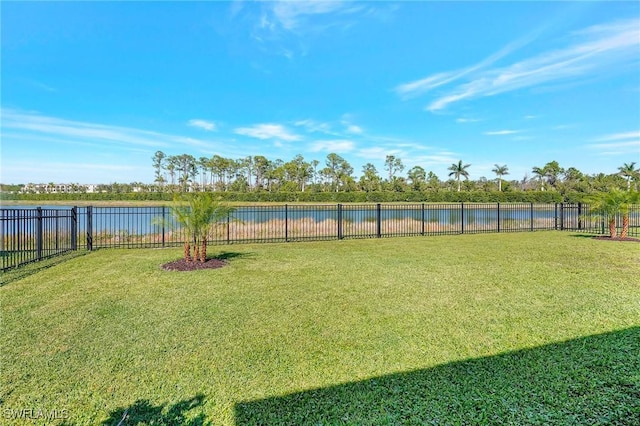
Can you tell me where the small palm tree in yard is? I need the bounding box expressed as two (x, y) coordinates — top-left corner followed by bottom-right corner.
(165, 193), (235, 262)
(589, 189), (639, 239)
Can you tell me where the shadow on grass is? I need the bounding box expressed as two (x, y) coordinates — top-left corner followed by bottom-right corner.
(568, 233), (601, 239)
(211, 251), (254, 261)
(97, 394), (210, 426)
(235, 327), (640, 425)
(0, 251), (90, 287)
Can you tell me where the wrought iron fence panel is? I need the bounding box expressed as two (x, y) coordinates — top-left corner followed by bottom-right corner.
(1, 207), (76, 270)
(2, 202), (638, 271)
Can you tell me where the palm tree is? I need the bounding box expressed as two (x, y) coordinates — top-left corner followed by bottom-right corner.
(589, 189), (639, 238)
(448, 160), (471, 192)
(618, 162), (638, 192)
(531, 166), (546, 191)
(492, 164), (509, 192)
(163, 193), (235, 262)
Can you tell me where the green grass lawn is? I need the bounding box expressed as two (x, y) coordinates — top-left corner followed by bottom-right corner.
(1, 232), (639, 425)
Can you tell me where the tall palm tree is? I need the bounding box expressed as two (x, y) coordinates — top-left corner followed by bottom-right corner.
(492, 164), (509, 192)
(531, 166), (546, 191)
(448, 160), (471, 192)
(618, 162), (638, 192)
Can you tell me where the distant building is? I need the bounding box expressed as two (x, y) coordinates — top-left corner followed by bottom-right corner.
(20, 183), (98, 194)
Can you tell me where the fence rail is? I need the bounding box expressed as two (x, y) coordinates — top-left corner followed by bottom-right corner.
(2, 203), (638, 271)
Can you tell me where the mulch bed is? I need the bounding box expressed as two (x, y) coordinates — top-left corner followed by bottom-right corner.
(592, 236), (640, 243)
(162, 258), (228, 271)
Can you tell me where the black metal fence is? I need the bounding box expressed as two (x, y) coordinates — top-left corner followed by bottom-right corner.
(1, 207), (77, 271)
(2, 203), (639, 271)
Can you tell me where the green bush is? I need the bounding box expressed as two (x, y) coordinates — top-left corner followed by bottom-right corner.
(1, 190), (568, 204)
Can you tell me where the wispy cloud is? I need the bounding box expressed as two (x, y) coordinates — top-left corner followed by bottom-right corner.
(456, 118), (481, 123)
(234, 123), (302, 141)
(395, 26), (542, 99)
(310, 139), (355, 153)
(1, 160), (139, 184)
(249, 1), (387, 58)
(267, 1), (358, 31)
(484, 130), (521, 136)
(340, 114), (364, 135)
(345, 124), (363, 134)
(396, 18), (640, 112)
(355, 146), (404, 161)
(188, 119), (217, 131)
(588, 130), (640, 155)
(294, 119), (333, 134)
(593, 131), (640, 142)
(294, 116), (364, 137)
(1, 109), (217, 150)
(21, 78), (58, 92)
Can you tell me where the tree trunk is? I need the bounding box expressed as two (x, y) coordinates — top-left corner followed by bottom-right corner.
(608, 218), (617, 238)
(621, 214), (629, 239)
(184, 242), (191, 262)
(193, 245), (200, 264)
(200, 236), (207, 263)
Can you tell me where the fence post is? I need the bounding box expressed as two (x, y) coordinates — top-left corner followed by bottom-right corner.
(497, 202), (500, 233)
(36, 207), (43, 261)
(337, 204), (343, 240)
(86, 206), (93, 251)
(530, 203), (534, 232)
(161, 206), (166, 247)
(554, 203), (558, 230)
(376, 203), (381, 238)
(461, 203), (465, 234)
(421, 203), (425, 236)
(578, 202), (582, 230)
(226, 211), (230, 244)
(71, 207), (77, 251)
(560, 203), (564, 231)
(285, 204), (289, 242)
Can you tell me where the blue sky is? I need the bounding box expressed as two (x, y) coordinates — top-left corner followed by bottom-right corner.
(1, 1), (639, 184)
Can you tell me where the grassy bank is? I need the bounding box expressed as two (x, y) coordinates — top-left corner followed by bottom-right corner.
(1, 232), (639, 424)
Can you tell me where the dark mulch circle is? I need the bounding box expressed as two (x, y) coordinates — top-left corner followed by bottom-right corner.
(162, 258), (228, 271)
(592, 236), (640, 243)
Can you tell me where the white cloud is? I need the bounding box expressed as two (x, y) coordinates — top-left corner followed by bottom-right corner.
(409, 153), (460, 166)
(340, 114), (364, 134)
(250, 1), (384, 58)
(346, 124), (363, 134)
(484, 130), (520, 136)
(397, 18), (640, 112)
(588, 131), (640, 155)
(294, 119), (333, 133)
(310, 139), (355, 153)
(2, 109), (204, 149)
(270, 1), (355, 31)
(395, 27), (540, 99)
(234, 123), (302, 141)
(188, 119), (217, 131)
(456, 118), (481, 123)
(594, 131), (640, 142)
(0, 109), (227, 156)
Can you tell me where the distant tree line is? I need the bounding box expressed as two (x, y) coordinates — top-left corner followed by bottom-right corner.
(1, 153), (636, 203)
(148, 151), (638, 196)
